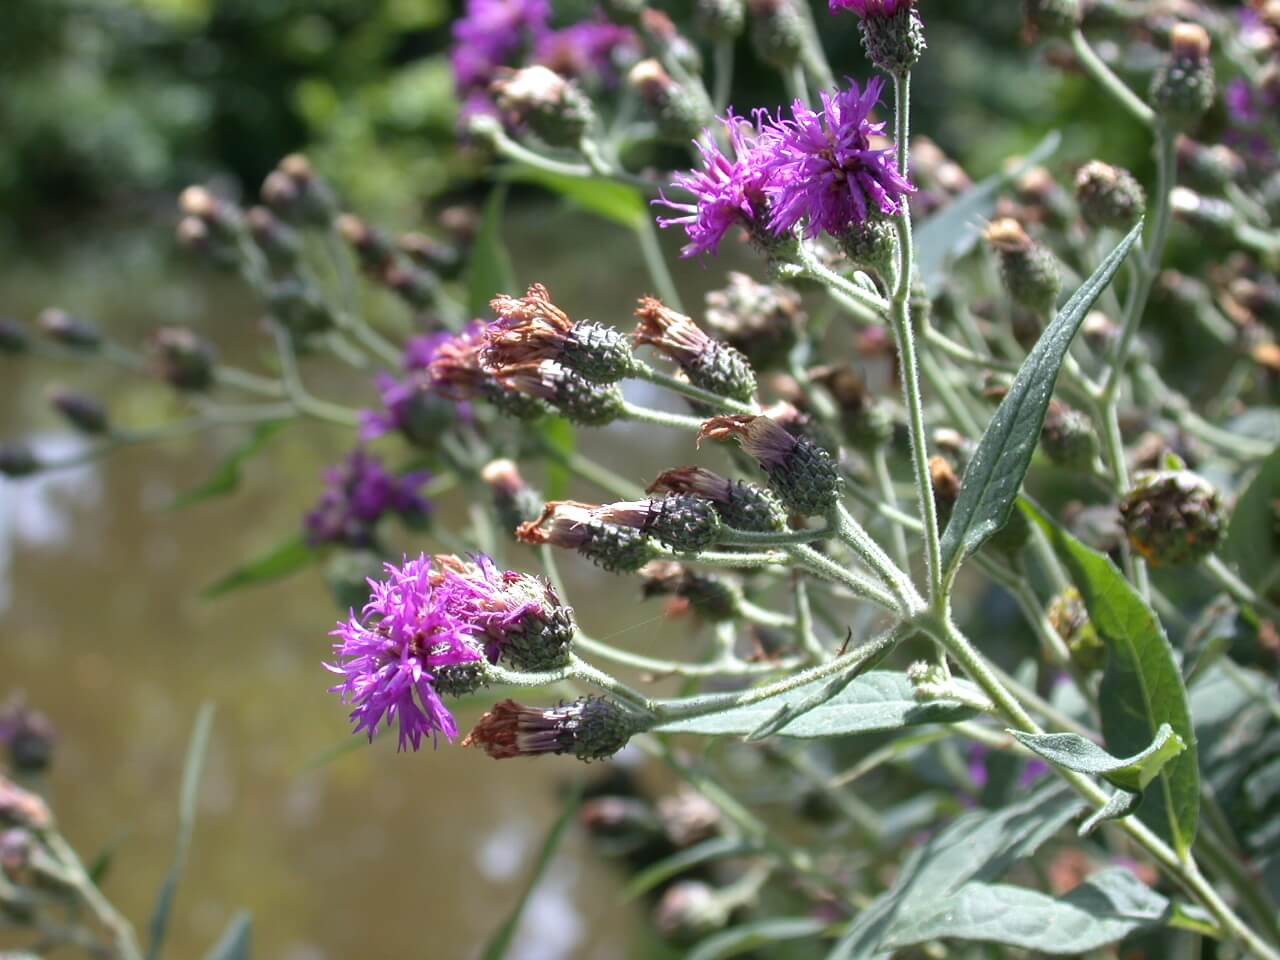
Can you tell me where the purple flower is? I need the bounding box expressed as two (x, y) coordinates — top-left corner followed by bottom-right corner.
(654, 111), (775, 257)
(829, 0), (912, 14)
(762, 76), (914, 237)
(361, 333), (454, 441)
(450, 0), (551, 96)
(304, 449), (431, 547)
(534, 19), (639, 86)
(326, 556), (486, 750)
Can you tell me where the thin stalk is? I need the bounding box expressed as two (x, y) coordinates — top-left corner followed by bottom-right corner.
(575, 631), (801, 677)
(631, 362), (757, 413)
(791, 577), (827, 661)
(719, 525), (831, 546)
(788, 539), (905, 614)
(270, 325), (362, 426)
(44, 832), (142, 960)
(620, 400), (704, 431)
(1204, 554), (1280, 622)
(832, 503), (920, 613)
(889, 71), (943, 604)
(712, 37), (735, 113)
(632, 217), (683, 310)
(739, 597), (796, 629)
(872, 445), (911, 575)
(1070, 29), (1156, 127)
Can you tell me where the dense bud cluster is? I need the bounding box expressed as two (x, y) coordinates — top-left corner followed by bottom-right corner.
(1120, 470), (1224, 566)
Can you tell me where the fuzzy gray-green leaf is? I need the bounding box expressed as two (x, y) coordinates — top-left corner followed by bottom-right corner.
(1011, 723), (1185, 791)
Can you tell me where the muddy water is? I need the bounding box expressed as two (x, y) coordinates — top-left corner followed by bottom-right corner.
(0, 211), (743, 959)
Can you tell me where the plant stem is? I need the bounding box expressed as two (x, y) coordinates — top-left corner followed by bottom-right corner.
(872, 445), (911, 575)
(632, 217), (683, 311)
(1070, 29), (1155, 128)
(889, 71), (944, 604)
(788, 539), (905, 614)
(831, 504), (922, 614)
(631, 361), (757, 413)
(620, 400), (704, 431)
(270, 325), (362, 426)
(719, 525), (831, 546)
(44, 832), (142, 960)
(712, 37), (735, 113)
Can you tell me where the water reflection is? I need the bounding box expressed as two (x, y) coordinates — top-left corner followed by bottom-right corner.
(1, 207), (741, 958)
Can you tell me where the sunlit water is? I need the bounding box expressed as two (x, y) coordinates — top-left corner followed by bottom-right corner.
(0, 210), (750, 958)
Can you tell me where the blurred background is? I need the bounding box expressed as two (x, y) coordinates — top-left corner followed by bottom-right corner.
(0, 1), (1236, 956)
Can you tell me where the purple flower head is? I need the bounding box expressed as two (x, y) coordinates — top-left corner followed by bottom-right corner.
(326, 555), (486, 750)
(829, 0), (912, 15)
(450, 0), (551, 95)
(762, 76), (915, 237)
(535, 19), (639, 86)
(654, 111), (776, 258)
(360, 333), (456, 441)
(304, 448), (431, 547)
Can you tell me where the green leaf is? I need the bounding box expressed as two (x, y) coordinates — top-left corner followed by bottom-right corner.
(1022, 499), (1200, 857)
(654, 672), (979, 739)
(170, 422), (289, 510)
(202, 534), (314, 598)
(1226, 447), (1280, 590)
(538, 416), (576, 501)
(689, 918), (832, 960)
(1010, 723), (1185, 792)
(915, 130), (1061, 295)
(623, 837), (755, 902)
(468, 183), (517, 318)
(1080, 788), (1143, 836)
(503, 166), (647, 230)
(884, 867), (1169, 954)
(827, 783), (1083, 959)
(147, 703), (215, 960)
(939, 220), (1143, 585)
(204, 912), (251, 960)
(479, 780), (583, 960)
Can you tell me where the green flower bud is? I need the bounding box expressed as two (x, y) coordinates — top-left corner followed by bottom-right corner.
(654, 881), (730, 942)
(1176, 138), (1245, 193)
(464, 696), (637, 761)
(634, 297), (757, 403)
(1150, 23), (1215, 130)
(699, 415), (842, 516)
(517, 501), (659, 572)
(1075, 160), (1146, 231)
(493, 66), (596, 149)
(986, 218), (1061, 315)
(837, 215), (900, 282)
(487, 284), (634, 383)
(748, 0), (805, 70)
(1120, 469), (1224, 566)
(494, 361), (626, 425)
(0, 318), (29, 354)
(628, 59), (711, 143)
(146, 326), (218, 391)
(696, 0), (745, 40)
(246, 205), (301, 268)
(648, 466), (788, 532)
(640, 561), (741, 622)
(859, 5), (927, 75)
(48, 387), (109, 435)
(37, 308), (100, 351)
(1171, 186), (1237, 238)
(0, 443), (40, 478)
(703, 273), (804, 373)
(482, 459), (546, 539)
(1040, 402), (1098, 468)
(1023, 0), (1081, 38)
(1048, 587), (1105, 672)
(598, 496), (724, 553)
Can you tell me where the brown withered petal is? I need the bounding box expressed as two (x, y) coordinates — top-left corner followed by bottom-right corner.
(515, 500), (599, 547)
(490, 283), (574, 331)
(462, 700), (524, 758)
(698, 415), (795, 468)
(647, 466), (734, 502)
(633, 297), (713, 363)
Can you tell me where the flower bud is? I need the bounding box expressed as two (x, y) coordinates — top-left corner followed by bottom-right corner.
(0, 443), (40, 478)
(987, 501), (1032, 557)
(429, 324), (551, 419)
(336, 213), (395, 271)
(596, 496), (724, 552)
(179, 185), (244, 241)
(0, 776), (51, 830)
(492, 66), (596, 148)
(37, 308), (101, 351)
(640, 561), (740, 622)
(748, 0), (806, 70)
(697, 0), (745, 39)
(517, 501), (659, 572)
(464, 696), (636, 761)
(855, 2), (927, 75)
(487, 284), (634, 383)
(642, 9), (702, 75)
(658, 787), (723, 846)
(0, 700), (56, 775)
(482, 459), (545, 537)
(271, 153), (338, 226)
(1074, 161), (1146, 231)
(480, 571), (578, 673)
(381, 263), (440, 309)
(267, 278), (335, 337)
(1120, 469), (1223, 566)
(634, 297), (757, 402)
(48, 387), (109, 435)
(703, 273), (803, 372)
(929, 455), (960, 526)
(493, 360), (626, 425)
(1040, 401), (1097, 468)
(628, 59), (710, 143)
(0, 318), (29, 354)
(398, 231), (463, 279)
(811, 366), (895, 451)
(579, 796), (664, 848)
(1176, 138), (1244, 193)
(1171, 186), (1236, 238)
(1022, 0), (1080, 38)
(699, 415), (841, 515)
(1150, 23), (1215, 130)
(146, 326), (218, 391)
(654, 881), (730, 942)
(1047, 587), (1104, 672)
(648, 466), (787, 532)
(837, 215), (900, 281)
(246, 205), (300, 267)
(985, 218), (1061, 315)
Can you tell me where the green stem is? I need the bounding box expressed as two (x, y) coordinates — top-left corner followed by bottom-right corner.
(632, 217), (683, 311)
(832, 503), (921, 614)
(1070, 29), (1156, 128)
(791, 577), (827, 661)
(872, 446), (911, 575)
(44, 832), (142, 960)
(712, 37), (735, 113)
(631, 362), (757, 413)
(620, 400), (704, 431)
(1204, 554), (1280, 622)
(719, 525), (831, 546)
(788, 538), (905, 614)
(270, 325), (362, 427)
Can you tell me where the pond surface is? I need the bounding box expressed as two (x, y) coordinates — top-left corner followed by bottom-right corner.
(0, 209), (748, 959)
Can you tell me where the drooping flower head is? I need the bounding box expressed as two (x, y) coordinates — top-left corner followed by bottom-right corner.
(486, 283), (635, 383)
(326, 556), (486, 750)
(762, 76), (915, 238)
(654, 110), (775, 257)
(698, 414), (842, 515)
(304, 449), (431, 547)
(632, 296), (757, 401)
(462, 696), (635, 760)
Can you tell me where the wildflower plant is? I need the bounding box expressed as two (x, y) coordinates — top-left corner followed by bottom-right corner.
(4, 2), (1280, 958)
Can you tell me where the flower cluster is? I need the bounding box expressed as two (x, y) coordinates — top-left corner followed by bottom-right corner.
(655, 77), (914, 257)
(360, 332), (455, 443)
(326, 554), (574, 750)
(304, 449), (431, 548)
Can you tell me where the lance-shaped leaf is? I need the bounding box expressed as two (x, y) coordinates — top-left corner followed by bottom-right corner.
(1226, 447), (1280, 590)
(884, 867), (1169, 955)
(654, 672), (978, 739)
(203, 534), (313, 598)
(939, 220), (1143, 585)
(1022, 500), (1200, 857)
(1080, 788), (1143, 836)
(170, 421), (289, 510)
(1011, 723), (1185, 792)
(690, 918), (832, 960)
(503, 167), (647, 230)
(204, 912), (251, 960)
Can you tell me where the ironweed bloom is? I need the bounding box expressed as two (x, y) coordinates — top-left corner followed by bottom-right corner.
(486, 283), (634, 383)
(517, 500), (658, 572)
(429, 323), (550, 419)
(463, 697), (635, 760)
(492, 360), (625, 425)
(326, 556), (485, 750)
(698, 415), (842, 515)
(450, 0), (551, 93)
(648, 466), (786, 531)
(534, 19), (639, 86)
(304, 449), (431, 548)
(761, 77), (914, 238)
(633, 297), (757, 402)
